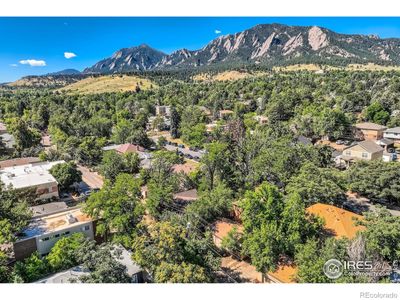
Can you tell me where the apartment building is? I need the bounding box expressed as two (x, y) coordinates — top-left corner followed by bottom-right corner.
(13, 208), (94, 260)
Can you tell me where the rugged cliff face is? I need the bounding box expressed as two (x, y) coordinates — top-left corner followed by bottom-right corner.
(83, 23), (400, 74)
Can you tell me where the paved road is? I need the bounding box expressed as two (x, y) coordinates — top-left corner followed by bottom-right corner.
(77, 165), (104, 189)
(164, 144), (204, 159)
(150, 134), (205, 158)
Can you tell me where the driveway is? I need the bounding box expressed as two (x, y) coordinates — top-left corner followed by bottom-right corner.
(344, 192), (400, 217)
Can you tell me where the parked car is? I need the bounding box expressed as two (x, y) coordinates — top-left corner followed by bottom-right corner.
(343, 140), (352, 146)
(336, 140), (344, 145)
(178, 144), (185, 149)
(60, 192), (70, 199)
(185, 154), (193, 159)
(171, 142), (178, 147)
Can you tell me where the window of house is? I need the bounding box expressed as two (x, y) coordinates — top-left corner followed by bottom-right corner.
(40, 237), (50, 242)
(82, 225), (90, 231)
(54, 234), (60, 238)
(362, 152), (368, 158)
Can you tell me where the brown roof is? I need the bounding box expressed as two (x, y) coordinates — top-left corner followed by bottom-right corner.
(115, 143), (144, 154)
(345, 140), (384, 154)
(306, 203), (364, 239)
(355, 122), (387, 131)
(0, 157), (41, 169)
(173, 189), (198, 202)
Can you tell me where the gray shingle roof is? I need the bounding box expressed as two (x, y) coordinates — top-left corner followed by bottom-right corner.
(355, 122), (387, 131)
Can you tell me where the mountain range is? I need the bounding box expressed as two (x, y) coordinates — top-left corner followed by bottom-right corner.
(82, 23), (400, 74)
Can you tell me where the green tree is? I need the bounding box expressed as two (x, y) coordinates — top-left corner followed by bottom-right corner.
(347, 160), (400, 205)
(12, 252), (49, 283)
(132, 221), (217, 282)
(286, 163), (346, 205)
(76, 136), (105, 166)
(358, 207), (400, 262)
(364, 102), (389, 125)
(170, 106), (181, 139)
(49, 162), (82, 191)
(75, 241), (130, 283)
(185, 183), (233, 226)
(201, 142), (228, 190)
(84, 174), (144, 241)
(8, 118), (41, 152)
(123, 152), (140, 174)
(99, 151), (126, 181)
(221, 226), (243, 256)
(47, 233), (86, 271)
(281, 193), (323, 255)
(154, 262), (209, 283)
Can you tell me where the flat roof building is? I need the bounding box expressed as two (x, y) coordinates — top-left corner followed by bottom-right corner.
(0, 160), (64, 200)
(14, 208), (94, 260)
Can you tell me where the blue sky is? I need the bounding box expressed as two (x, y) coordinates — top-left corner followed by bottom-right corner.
(2, 17), (400, 83)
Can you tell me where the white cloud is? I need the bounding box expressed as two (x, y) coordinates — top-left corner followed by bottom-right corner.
(215, 29), (222, 34)
(19, 59), (46, 67)
(64, 52), (77, 59)
(10, 64), (18, 67)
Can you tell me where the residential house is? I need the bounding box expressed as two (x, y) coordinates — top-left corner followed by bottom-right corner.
(115, 143), (145, 154)
(0, 160), (64, 200)
(384, 127), (400, 144)
(375, 138), (395, 152)
(0, 157), (40, 169)
(13, 208), (94, 260)
(340, 140), (384, 166)
(102, 143), (152, 169)
(155, 105), (171, 117)
(355, 122), (387, 141)
(35, 245), (144, 283)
